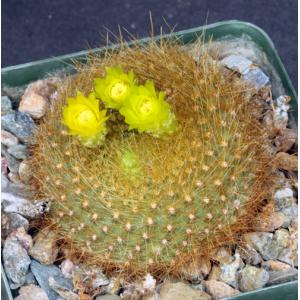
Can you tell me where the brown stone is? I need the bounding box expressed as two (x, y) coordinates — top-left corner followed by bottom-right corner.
(203, 280), (240, 300)
(179, 258), (211, 282)
(29, 229), (58, 264)
(15, 284), (49, 300)
(160, 282), (211, 300)
(274, 152), (297, 171)
(275, 128), (297, 152)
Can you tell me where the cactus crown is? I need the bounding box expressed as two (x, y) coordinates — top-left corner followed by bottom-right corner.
(31, 37), (275, 279)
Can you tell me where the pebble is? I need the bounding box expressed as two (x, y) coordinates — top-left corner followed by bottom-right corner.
(277, 244), (296, 266)
(211, 247), (232, 264)
(3, 237), (31, 289)
(8, 171), (21, 184)
(1, 111), (36, 143)
(73, 264), (110, 290)
(274, 152), (298, 171)
(275, 128), (297, 152)
(2, 192), (49, 218)
(242, 232), (278, 260)
(96, 295), (121, 300)
(142, 274), (156, 291)
(219, 253), (244, 288)
(49, 275), (79, 300)
(159, 282), (211, 300)
(29, 229), (58, 264)
(220, 55), (252, 74)
(2, 174), (35, 198)
(273, 95), (290, 129)
(1, 95), (13, 115)
(60, 259), (75, 278)
(105, 277), (122, 295)
(238, 265), (269, 292)
(242, 67), (270, 90)
(15, 284), (49, 300)
(262, 260), (292, 271)
(19, 160), (32, 183)
(25, 271), (38, 285)
(252, 211), (285, 232)
(281, 205), (298, 228)
(1, 146), (20, 173)
(274, 187), (296, 210)
(9, 227), (33, 250)
(1, 212), (29, 239)
(203, 280), (240, 299)
(267, 268), (298, 286)
(31, 260), (67, 300)
(19, 90), (49, 119)
(1, 130), (19, 147)
(236, 245), (262, 265)
(208, 265), (221, 281)
(7, 143), (29, 160)
(2, 156), (8, 175)
(179, 257), (211, 283)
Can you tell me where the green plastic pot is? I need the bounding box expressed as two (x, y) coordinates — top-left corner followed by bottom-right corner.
(1, 20), (297, 300)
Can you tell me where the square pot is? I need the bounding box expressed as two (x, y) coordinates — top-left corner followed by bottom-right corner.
(1, 20), (297, 300)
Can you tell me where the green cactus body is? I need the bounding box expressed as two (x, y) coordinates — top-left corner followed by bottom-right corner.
(32, 39), (275, 277)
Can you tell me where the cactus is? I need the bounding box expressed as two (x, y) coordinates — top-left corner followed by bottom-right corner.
(31, 37), (276, 278)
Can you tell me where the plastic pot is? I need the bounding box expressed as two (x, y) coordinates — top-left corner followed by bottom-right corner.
(1, 20), (297, 300)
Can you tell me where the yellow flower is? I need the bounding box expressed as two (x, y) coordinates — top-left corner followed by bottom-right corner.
(94, 66), (136, 109)
(119, 80), (177, 136)
(62, 91), (108, 146)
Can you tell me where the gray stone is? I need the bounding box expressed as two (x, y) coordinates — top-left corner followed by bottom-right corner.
(73, 264), (110, 289)
(239, 265), (269, 292)
(1, 146), (20, 173)
(281, 205), (298, 228)
(3, 237), (31, 289)
(2, 174), (35, 198)
(1, 111), (36, 143)
(7, 144), (29, 160)
(220, 55), (252, 74)
(267, 268), (298, 286)
(25, 271), (38, 285)
(219, 253), (244, 288)
(203, 280), (240, 299)
(274, 187), (296, 210)
(1, 130), (18, 147)
(2, 192), (49, 218)
(60, 259), (75, 278)
(31, 260), (66, 300)
(8, 171), (21, 184)
(14, 284), (49, 300)
(48, 275), (79, 300)
(1, 212), (29, 239)
(1, 95), (13, 115)
(237, 245), (262, 265)
(242, 67), (269, 90)
(242, 232), (278, 260)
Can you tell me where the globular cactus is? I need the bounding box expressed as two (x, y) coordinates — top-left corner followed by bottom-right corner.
(31, 38), (276, 279)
